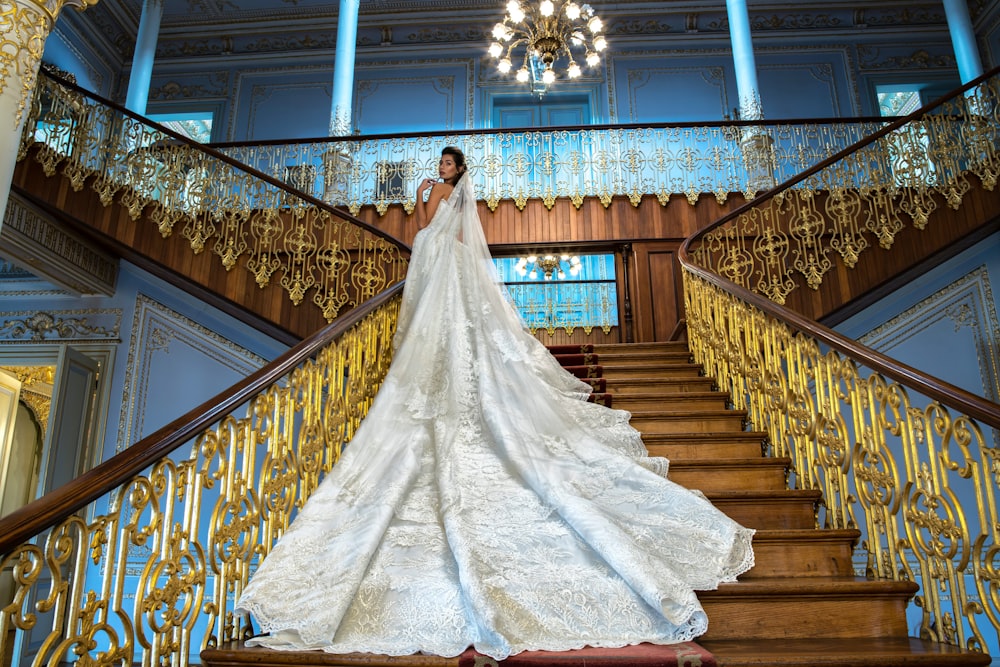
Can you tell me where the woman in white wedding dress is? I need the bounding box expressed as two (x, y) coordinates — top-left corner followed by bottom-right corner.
(235, 147), (755, 660)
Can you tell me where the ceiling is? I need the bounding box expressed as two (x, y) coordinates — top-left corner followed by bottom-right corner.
(63, 0), (964, 69)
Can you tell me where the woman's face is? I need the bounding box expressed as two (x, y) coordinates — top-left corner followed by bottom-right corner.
(439, 155), (461, 181)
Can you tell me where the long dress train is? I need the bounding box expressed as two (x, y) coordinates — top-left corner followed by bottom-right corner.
(235, 174), (755, 660)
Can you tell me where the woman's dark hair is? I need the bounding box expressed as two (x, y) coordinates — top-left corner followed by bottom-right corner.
(441, 146), (467, 185)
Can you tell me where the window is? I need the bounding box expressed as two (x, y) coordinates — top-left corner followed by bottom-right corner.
(493, 252), (618, 336)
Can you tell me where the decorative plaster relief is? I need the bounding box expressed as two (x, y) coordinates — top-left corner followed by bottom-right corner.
(860, 266), (1000, 403)
(116, 294), (265, 453)
(149, 71), (229, 100)
(0, 310), (121, 343)
(857, 45), (955, 70)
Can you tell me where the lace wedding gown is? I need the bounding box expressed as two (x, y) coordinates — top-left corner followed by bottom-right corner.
(235, 174), (755, 660)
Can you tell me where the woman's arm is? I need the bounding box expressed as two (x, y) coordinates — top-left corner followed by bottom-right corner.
(415, 179), (452, 229)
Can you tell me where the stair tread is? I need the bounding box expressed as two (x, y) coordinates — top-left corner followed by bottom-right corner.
(703, 576), (918, 597)
(752, 527), (860, 540)
(669, 457), (790, 468)
(706, 488), (822, 500)
(642, 432), (769, 442)
(700, 637), (992, 666)
(202, 642), (458, 666)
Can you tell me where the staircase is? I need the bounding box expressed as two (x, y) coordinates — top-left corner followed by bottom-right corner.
(201, 341), (992, 667)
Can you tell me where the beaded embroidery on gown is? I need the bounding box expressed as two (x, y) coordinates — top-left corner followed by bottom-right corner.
(235, 174), (755, 660)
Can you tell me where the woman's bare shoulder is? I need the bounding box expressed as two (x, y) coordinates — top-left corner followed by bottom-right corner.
(431, 182), (455, 198)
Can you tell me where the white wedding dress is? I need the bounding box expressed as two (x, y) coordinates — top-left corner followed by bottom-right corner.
(235, 174), (755, 660)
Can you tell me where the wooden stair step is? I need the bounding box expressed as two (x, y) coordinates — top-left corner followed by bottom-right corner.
(586, 351), (693, 367)
(698, 577), (918, 640)
(202, 642), (458, 666)
(745, 529), (859, 578)
(705, 489), (821, 530)
(602, 363), (705, 379)
(605, 376), (717, 395)
(668, 457), (790, 492)
(700, 637), (992, 666)
(643, 432), (769, 460)
(614, 390), (731, 411)
(594, 342), (690, 354)
(629, 409), (748, 434)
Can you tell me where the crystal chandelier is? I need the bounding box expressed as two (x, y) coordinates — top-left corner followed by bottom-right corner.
(515, 254), (582, 280)
(488, 1), (607, 87)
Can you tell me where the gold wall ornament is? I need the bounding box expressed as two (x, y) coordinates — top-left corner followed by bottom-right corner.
(0, 296), (401, 666)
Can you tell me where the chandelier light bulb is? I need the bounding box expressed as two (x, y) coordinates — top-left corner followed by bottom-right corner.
(507, 0), (525, 22)
(529, 270), (538, 279)
(517, 68), (530, 82)
(542, 68), (555, 84)
(498, 58), (512, 73)
(489, 42), (503, 57)
(557, 270), (566, 280)
(566, 2), (581, 19)
(527, 255), (538, 263)
(594, 35), (607, 51)
(539, 0), (554, 16)
(493, 23), (509, 40)
(586, 51), (599, 67)
(588, 16), (603, 33)
(567, 61), (581, 78)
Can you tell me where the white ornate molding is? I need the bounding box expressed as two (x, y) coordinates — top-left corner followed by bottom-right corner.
(1, 190), (118, 295)
(860, 266), (1000, 403)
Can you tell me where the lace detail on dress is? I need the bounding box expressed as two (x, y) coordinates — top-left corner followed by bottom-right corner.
(236, 175), (755, 660)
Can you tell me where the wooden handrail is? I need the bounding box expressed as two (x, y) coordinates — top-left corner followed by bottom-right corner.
(0, 282), (404, 556)
(677, 66), (1000, 431)
(35, 68), (411, 255)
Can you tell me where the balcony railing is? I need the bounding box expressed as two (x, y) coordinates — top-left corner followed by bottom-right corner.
(681, 68), (1000, 655)
(210, 118), (890, 215)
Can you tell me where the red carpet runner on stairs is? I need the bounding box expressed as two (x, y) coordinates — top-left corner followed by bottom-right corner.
(546, 344), (612, 407)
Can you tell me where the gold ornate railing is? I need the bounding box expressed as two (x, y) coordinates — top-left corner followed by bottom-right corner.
(0, 287), (402, 667)
(688, 72), (1000, 305)
(212, 118), (888, 215)
(681, 68), (1000, 654)
(20, 69), (409, 321)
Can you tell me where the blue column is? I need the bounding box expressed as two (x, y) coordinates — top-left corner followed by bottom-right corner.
(726, 0), (762, 120)
(125, 0), (164, 115)
(942, 0), (984, 83)
(330, 0), (360, 136)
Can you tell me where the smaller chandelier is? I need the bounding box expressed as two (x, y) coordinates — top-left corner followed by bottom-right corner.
(488, 1), (606, 86)
(516, 254), (582, 280)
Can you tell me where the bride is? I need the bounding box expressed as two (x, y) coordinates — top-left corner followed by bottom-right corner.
(235, 146), (755, 660)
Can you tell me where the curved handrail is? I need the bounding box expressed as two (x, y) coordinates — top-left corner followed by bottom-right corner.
(35, 67), (410, 254)
(678, 65), (1000, 430)
(0, 282), (405, 556)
